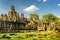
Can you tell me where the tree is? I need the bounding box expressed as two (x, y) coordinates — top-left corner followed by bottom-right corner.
(42, 13), (58, 23)
(56, 18), (60, 26)
(29, 13), (40, 22)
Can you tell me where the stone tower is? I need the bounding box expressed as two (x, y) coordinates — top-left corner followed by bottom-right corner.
(20, 13), (26, 22)
(3, 14), (8, 21)
(0, 14), (3, 21)
(8, 5), (19, 22)
(10, 5), (15, 11)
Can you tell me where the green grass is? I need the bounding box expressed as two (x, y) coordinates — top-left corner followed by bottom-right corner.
(0, 30), (60, 40)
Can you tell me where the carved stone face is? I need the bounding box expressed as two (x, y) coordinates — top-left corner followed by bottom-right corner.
(8, 6), (19, 22)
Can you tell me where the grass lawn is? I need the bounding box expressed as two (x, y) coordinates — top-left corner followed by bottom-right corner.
(0, 30), (60, 40)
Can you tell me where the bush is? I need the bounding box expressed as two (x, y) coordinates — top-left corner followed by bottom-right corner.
(9, 33), (16, 36)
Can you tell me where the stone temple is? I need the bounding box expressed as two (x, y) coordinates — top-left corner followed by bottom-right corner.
(0, 5), (59, 32)
(0, 5), (38, 32)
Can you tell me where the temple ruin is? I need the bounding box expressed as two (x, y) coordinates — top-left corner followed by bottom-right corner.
(0, 5), (60, 32)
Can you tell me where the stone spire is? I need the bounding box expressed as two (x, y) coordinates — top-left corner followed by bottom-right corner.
(19, 13), (27, 22)
(20, 13), (24, 19)
(10, 5), (15, 11)
(8, 5), (19, 22)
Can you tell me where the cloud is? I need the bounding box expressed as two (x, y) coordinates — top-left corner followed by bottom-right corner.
(38, 0), (47, 2)
(43, 0), (47, 2)
(57, 3), (60, 6)
(23, 5), (39, 12)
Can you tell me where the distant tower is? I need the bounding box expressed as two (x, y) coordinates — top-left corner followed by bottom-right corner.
(0, 14), (3, 21)
(20, 13), (24, 19)
(8, 5), (19, 22)
(20, 13), (26, 22)
(3, 14), (8, 21)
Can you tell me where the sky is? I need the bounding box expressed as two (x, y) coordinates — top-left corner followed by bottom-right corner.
(0, 0), (60, 18)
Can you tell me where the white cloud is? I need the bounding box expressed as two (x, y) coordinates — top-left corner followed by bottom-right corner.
(57, 4), (60, 6)
(23, 5), (39, 12)
(43, 0), (47, 2)
(38, 0), (47, 2)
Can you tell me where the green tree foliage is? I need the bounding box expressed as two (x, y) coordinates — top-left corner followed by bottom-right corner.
(56, 18), (60, 26)
(29, 13), (40, 22)
(42, 13), (58, 23)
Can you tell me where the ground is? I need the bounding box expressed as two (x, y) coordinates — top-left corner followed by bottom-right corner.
(0, 30), (60, 40)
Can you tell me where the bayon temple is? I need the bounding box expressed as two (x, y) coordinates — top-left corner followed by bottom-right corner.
(0, 5), (60, 32)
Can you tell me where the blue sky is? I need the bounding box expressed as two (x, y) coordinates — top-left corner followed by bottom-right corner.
(0, 0), (60, 18)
